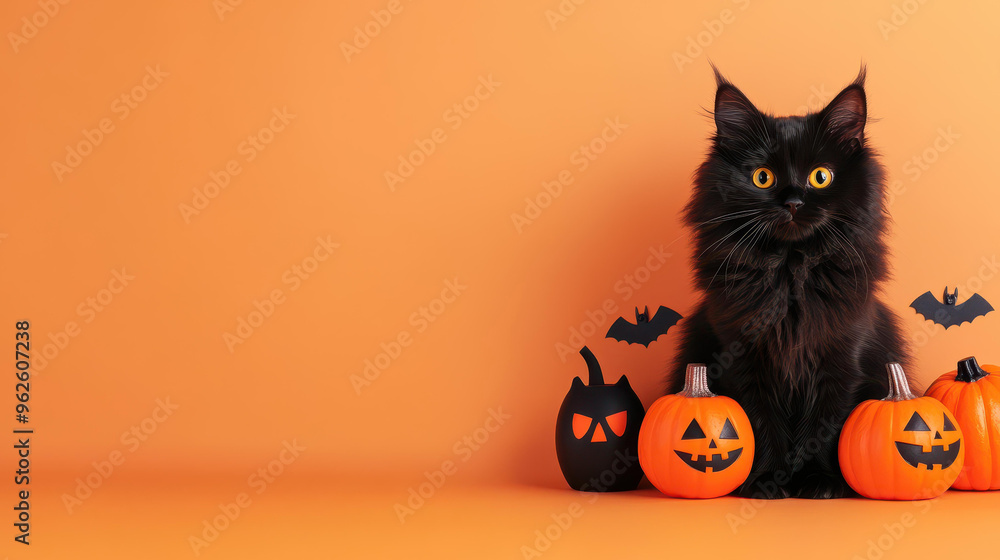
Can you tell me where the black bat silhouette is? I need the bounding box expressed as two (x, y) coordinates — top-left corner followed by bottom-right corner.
(606, 306), (682, 347)
(910, 287), (994, 329)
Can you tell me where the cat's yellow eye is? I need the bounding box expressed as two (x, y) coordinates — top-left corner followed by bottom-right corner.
(809, 166), (833, 189)
(751, 167), (774, 189)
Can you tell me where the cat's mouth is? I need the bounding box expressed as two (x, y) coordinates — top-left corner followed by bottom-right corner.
(774, 216), (816, 241)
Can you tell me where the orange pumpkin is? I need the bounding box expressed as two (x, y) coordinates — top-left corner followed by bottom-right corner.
(839, 363), (964, 500)
(638, 363), (754, 498)
(924, 356), (1000, 491)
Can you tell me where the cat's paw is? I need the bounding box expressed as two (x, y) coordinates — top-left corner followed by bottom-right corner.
(735, 472), (791, 499)
(794, 474), (852, 499)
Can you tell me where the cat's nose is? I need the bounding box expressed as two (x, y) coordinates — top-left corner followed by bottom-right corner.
(784, 197), (804, 216)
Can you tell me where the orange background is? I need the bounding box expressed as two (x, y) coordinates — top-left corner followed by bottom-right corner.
(3, 0), (1000, 558)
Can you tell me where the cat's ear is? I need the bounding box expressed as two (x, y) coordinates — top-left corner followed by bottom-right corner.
(819, 68), (868, 148)
(712, 66), (761, 141)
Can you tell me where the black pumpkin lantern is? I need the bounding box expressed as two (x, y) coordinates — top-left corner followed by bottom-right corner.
(555, 346), (645, 491)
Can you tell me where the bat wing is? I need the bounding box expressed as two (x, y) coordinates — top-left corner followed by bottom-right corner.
(606, 317), (645, 345)
(646, 306), (683, 342)
(910, 291), (943, 322)
(948, 293), (995, 328)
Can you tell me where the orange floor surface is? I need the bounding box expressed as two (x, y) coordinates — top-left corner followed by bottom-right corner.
(18, 471), (1000, 559)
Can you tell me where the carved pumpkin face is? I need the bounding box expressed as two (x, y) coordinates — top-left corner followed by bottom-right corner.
(925, 356), (1000, 490)
(673, 417), (745, 473)
(839, 363), (965, 500)
(555, 347), (645, 492)
(638, 364), (754, 498)
(893, 410), (961, 470)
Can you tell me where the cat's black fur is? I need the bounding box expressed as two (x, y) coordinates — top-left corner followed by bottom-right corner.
(667, 67), (908, 499)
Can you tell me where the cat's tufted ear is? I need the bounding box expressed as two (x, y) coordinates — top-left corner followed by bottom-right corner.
(820, 68), (868, 148)
(712, 66), (761, 142)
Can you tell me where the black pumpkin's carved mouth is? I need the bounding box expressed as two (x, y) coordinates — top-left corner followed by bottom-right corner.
(674, 448), (743, 473)
(894, 440), (961, 470)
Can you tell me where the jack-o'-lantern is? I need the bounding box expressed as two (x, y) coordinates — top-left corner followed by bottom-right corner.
(925, 356), (1000, 490)
(839, 363), (964, 500)
(555, 346), (645, 492)
(638, 363), (754, 498)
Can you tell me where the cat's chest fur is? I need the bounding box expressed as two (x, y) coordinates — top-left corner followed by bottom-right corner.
(706, 247), (867, 379)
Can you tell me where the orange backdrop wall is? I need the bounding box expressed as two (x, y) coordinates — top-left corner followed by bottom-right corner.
(2, 0), (1000, 556)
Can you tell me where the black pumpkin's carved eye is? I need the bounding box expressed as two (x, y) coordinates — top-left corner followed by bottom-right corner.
(943, 414), (957, 431)
(572, 414), (592, 439)
(903, 412), (930, 432)
(681, 419), (706, 440)
(606, 411), (628, 437)
(719, 418), (739, 439)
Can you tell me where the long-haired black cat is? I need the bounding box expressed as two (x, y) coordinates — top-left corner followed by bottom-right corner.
(667, 67), (908, 499)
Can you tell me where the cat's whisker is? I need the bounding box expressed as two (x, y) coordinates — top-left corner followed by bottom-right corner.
(697, 217), (760, 259)
(728, 220), (771, 294)
(708, 220), (757, 291)
(826, 223), (870, 303)
(828, 212), (866, 230)
(692, 209), (762, 227)
(819, 223), (861, 293)
(827, 220), (870, 281)
(712, 218), (764, 292)
(726, 224), (757, 292)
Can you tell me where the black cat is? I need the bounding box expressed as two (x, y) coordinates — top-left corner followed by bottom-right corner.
(667, 67), (908, 499)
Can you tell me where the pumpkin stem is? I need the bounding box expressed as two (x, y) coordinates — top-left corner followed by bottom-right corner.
(956, 356), (989, 383)
(679, 364), (716, 398)
(579, 346), (604, 386)
(883, 362), (917, 401)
